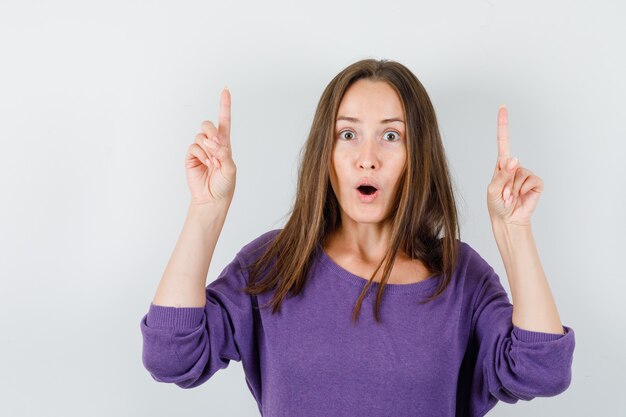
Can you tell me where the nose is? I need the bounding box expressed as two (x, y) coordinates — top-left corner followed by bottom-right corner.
(360, 159), (375, 169)
(358, 138), (378, 170)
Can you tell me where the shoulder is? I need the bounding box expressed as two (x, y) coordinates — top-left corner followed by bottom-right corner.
(455, 239), (498, 292)
(457, 240), (493, 274)
(237, 228), (283, 263)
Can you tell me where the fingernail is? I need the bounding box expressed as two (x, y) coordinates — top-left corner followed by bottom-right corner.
(503, 187), (510, 200)
(224, 86), (229, 91)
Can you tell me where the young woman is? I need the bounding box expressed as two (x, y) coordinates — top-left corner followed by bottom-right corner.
(140, 59), (575, 417)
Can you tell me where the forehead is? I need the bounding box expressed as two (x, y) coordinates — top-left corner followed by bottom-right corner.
(336, 79), (403, 120)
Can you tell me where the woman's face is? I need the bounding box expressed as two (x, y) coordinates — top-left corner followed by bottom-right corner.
(330, 79), (407, 225)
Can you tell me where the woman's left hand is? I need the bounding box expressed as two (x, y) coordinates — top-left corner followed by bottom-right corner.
(487, 105), (544, 226)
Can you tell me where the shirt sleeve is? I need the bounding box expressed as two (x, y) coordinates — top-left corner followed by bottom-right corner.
(139, 251), (257, 389)
(468, 266), (576, 417)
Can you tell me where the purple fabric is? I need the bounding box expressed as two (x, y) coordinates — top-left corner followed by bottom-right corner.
(140, 229), (575, 417)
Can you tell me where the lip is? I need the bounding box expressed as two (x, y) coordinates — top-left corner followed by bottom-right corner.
(355, 177), (381, 190)
(355, 187), (379, 203)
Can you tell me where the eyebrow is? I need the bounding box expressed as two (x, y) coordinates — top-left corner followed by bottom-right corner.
(336, 116), (405, 124)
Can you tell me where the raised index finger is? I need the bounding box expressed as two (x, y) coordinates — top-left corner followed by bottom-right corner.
(497, 104), (510, 169)
(218, 87), (231, 144)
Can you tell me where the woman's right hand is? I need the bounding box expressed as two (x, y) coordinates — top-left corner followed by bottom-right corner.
(185, 87), (237, 206)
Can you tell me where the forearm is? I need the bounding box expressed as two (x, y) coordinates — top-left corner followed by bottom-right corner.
(490, 220), (564, 334)
(152, 201), (231, 308)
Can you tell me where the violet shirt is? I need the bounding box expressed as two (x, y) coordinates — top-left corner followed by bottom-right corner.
(140, 229), (575, 417)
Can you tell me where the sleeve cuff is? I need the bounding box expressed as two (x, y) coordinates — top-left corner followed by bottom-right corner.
(512, 324), (573, 343)
(146, 302), (206, 329)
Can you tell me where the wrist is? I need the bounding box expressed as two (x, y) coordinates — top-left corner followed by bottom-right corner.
(491, 218), (532, 233)
(491, 219), (533, 258)
(189, 196), (231, 210)
(187, 200), (230, 225)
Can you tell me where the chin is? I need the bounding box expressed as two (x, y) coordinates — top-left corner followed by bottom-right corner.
(346, 209), (385, 224)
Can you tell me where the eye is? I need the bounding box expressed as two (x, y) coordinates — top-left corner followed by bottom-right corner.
(384, 130), (401, 142)
(337, 129), (356, 140)
(336, 129), (402, 142)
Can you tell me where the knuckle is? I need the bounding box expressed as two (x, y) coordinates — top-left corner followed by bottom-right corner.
(216, 146), (227, 158)
(190, 143), (203, 155)
(201, 121), (216, 135)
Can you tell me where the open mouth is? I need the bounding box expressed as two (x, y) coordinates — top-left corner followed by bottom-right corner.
(357, 185), (378, 195)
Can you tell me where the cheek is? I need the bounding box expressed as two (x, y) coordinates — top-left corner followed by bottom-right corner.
(331, 152), (349, 182)
(397, 147), (407, 166)
(382, 146), (405, 167)
(329, 153), (344, 193)
(389, 150), (407, 184)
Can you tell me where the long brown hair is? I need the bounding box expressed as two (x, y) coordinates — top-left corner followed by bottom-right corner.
(241, 58), (461, 323)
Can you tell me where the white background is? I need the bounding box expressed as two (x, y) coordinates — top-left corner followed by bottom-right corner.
(1, 0), (624, 416)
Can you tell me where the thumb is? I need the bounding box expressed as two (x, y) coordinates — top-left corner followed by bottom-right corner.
(492, 156), (518, 189)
